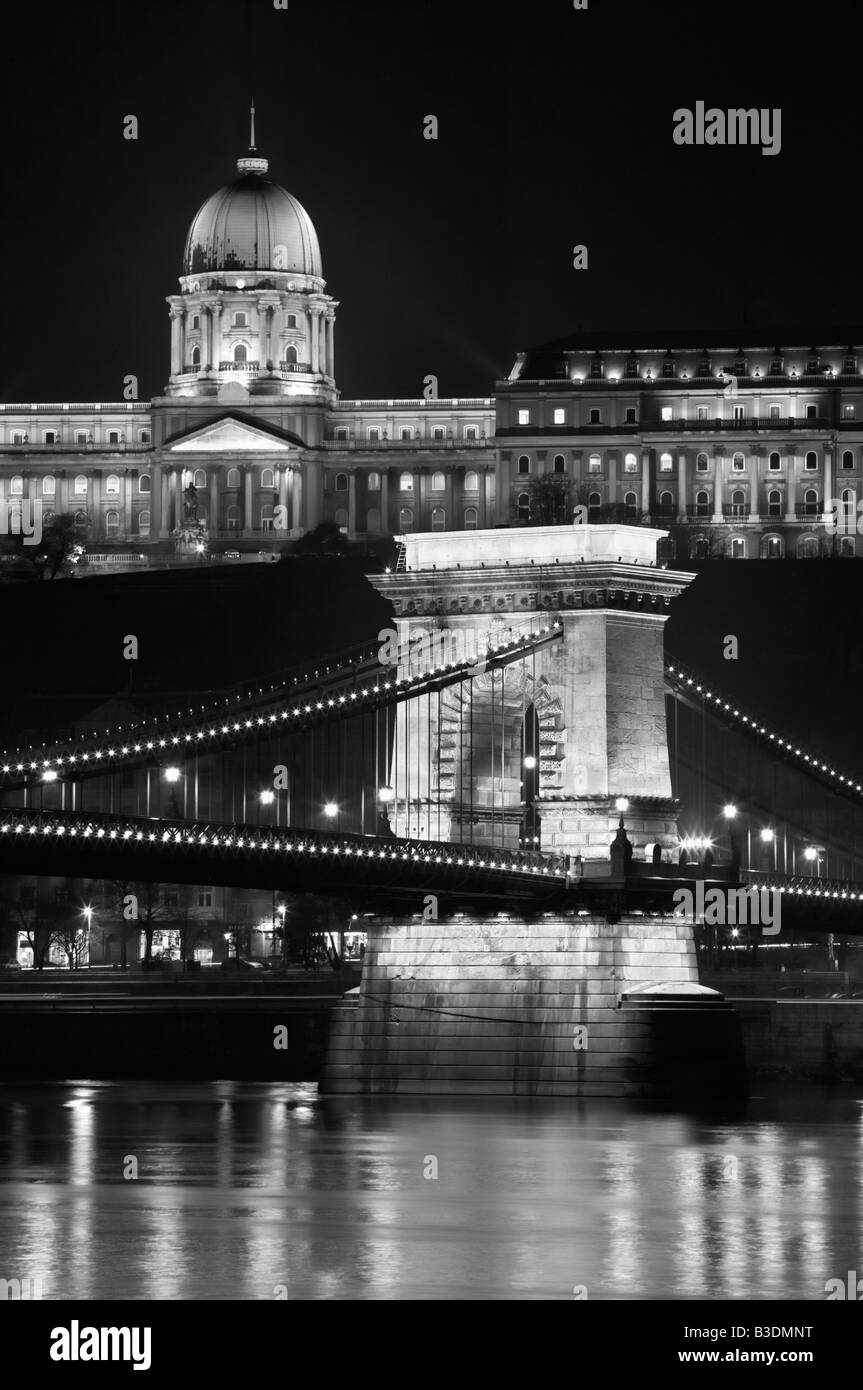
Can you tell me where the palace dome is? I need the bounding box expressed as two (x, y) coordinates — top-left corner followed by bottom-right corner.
(183, 157), (322, 278)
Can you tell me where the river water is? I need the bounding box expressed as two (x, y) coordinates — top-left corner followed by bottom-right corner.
(1, 1081), (861, 1300)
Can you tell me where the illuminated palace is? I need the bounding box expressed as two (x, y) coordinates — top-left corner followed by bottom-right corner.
(1, 144), (862, 559)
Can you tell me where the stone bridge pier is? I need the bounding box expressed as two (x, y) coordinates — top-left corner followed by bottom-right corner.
(370, 523), (692, 863)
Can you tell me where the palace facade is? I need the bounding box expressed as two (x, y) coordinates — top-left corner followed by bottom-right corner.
(1, 145), (861, 561)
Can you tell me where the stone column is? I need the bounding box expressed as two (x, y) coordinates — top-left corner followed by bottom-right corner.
(347, 470), (357, 537)
(151, 462), (163, 537)
(607, 451), (618, 515)
(677, 451), (688, 521)
(640, 449), (651, 515)
(201, 308), (211, 371)
(258, 302), (270, 368)
(306, 462), (320, 528)
(243, 466), (254, 536)
(177, 309), (186, 374)
(444, 472), (454, 530)
(160, 469), (169, 537)
(211, 304), (223, 371)
(87, 472), (96, 537)
(380, 470), (389, 534)
(209, 471), (219, 536)
(749, 455), (760, 521)
(823, 445), (834, 522)
(124, 470), (134, 538)
(169, 309), (182, 378)
(484, 469), (495, 529)
(293, 467), (305, 533)
(712, 451), (723, 523)
(326, 316), (334, 376)
(278, 465), (288, 532)
(270, 305), (283, 370)
(497, 452), (510, 524)
(785, 450), (797, 521)
(310, 310), (320, 373)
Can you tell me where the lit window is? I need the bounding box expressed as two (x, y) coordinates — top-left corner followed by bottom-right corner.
(695, 490), (710, 516)
(764, 536), (782, 559)
(659, 452), (673, 472)
(696, 452), (708, 471)
(464, 470), (479, 492)
(661, 406), (673, 422)
(730, 537), (745, 559)
(74, 475), (87, 496)
(226, 467), (241, 489)
(193, 468), (206, 489)
(42, 475), (55, 496)
(367, 472), (381, 491)
(431, 471), (446, 492)
(399, 472), (413, 492)
(518, 409), (530, 425)
(844, 404), (855, 418)
(731, 489), (746, 516)
(588, 453), (601, 473)
(10, 476), (23, 495)
(553, 408), (565, 425)
(259, 468), (274, 489)
(106, 474), (121, 495)
(732, 453), (745, 471)
(624, 452), (638, 473)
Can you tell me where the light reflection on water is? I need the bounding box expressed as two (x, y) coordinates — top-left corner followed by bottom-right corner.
(1, 1081), (862, 1300)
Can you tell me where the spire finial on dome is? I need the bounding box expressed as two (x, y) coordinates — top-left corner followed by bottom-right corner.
(237, 100), (268, 174)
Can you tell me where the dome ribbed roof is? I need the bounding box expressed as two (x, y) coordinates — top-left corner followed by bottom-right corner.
(183, 157), (321, 277)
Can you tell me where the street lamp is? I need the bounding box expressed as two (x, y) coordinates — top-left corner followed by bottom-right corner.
(615, 797), (629, 813)
(723, 804), (737, 820)
(523, 755), (537, 771)
(377, 786), (394, 804)
(164, 767), (181, 783)
(260, 790), (275, 805)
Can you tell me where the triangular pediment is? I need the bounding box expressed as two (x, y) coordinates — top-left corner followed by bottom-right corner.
(170, 417), (293, 453)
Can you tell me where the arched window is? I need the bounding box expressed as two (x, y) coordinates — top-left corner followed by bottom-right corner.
(286, 314), (297, 329)
(805, 451), (817, 470)
(285, 344), (298, 366)
(732, 452), (745, 471)
(260, 468), (274, 489)
(660, 451), (673, 472)
(624, 452), (638, 472)
(10, 476), (23, 495)
(692, 536), (709, 561)
(695, 490), (710, 516)
(464, 506), (478, 530)
(106, 474), (120, 495)
(74, 510), (88, 526)
(74, 475), (87, 496)
(334, 508), (348, 529)
(798, 535), (819, 558)
(624, 490), (637, 519)
(464, 470), (479, 492)
(517, 455), (530, 474)
(399, 472), (413, 492)
(366, 507), (381, 532)
(658, 490), (674, 516)
(729, 536), (746, 559)
(192, 346), (201, 366)
(399, 507), (413, 532)
(42, 511), (55, 526)
(431, 507), (446, 531)
(768, 489), (782, 517)
(226, 505), (240, 531)
(233, 343), (247, 364)
(431, 471), (446, 492)
(696, 451), (709, 471)
(517, 491), (531, 523)
(588, 453), (601, 472)
(261, 504), (274, 530)
(731, 488), (745, 516)
(367, 472), (381, 491)
(226, 468), (241, 489)
(137, 509), (151, 536)
(105, 510), (120, 537)
(193, 468), (206, 489)
(843, 450), (855, 470)
(138, 474), (151, 494)
(335, 473), (348, 491)
(553, 455), (566, 474)
(840, 535), (855, 556)
(657, 536), (675, 563)
(804, 488), (819, 515)
(42, 475), (55, 496)
(769, 451), (781, 470)
(763, 535), (782, 559)
(588, 490), (602, 519)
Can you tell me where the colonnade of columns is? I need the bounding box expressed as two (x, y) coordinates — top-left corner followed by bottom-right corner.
(168, 301), (335, 378)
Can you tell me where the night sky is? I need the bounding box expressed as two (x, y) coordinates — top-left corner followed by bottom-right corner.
(2, 0), (862, 404)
